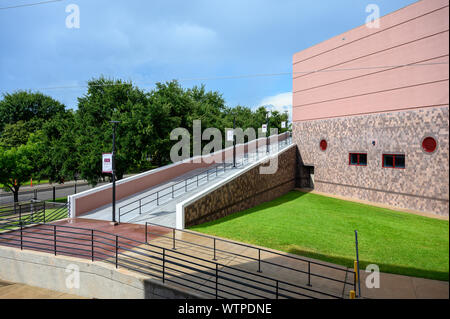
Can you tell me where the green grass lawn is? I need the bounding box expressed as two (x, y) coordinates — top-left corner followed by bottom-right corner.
(190, 191), (449, 281)
(0, 207), (68, 231)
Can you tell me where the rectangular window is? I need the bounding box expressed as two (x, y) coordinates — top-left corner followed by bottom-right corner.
(382, 154), (405, 169)
(349, 153), (367, 166)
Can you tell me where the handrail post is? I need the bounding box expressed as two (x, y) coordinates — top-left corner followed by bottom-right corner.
(307, 262), (312, 286)
(139, 199), (142, 215)
(213, 238), (216, 261)
(20, 221), (23, 250)
(157, 192), (159, 205)
(215, 264), (218, 299)
(19, 204), (22, 227)
(172, 229), (176, 250)
(145, 222), (148, 244)
(115, 235), (118, 268)
(257, 249), (262, 273)
(54, 225), (57, 256)
(276, 280), (279, 299)
(162, 248), (166, 283)
(91, 230), (94, 262)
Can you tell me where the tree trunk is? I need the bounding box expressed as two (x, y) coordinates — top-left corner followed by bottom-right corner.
(13, 190), (19, 203)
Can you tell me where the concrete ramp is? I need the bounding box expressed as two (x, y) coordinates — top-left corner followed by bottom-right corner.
(72, 133), (292, 228)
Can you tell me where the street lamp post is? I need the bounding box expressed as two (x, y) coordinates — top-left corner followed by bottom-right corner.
(233, 114), (236, 168)
(110, 120), (120, 225)
(266, 111), (270, 154)
(284, 110), (289, 144)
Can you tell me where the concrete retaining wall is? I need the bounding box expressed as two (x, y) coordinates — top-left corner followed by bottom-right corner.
(0, 246), (205, 299)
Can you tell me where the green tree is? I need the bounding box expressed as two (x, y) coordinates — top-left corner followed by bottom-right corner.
(34, 111), (78, 184)
(147, 81), (195, 164)
(0, 139), (40, 202)
(0, 118), (45, 148)
(0, 91), (66, 133)
(75, 77), (151, 185)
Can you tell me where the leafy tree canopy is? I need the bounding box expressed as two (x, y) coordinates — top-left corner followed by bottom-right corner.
(0, 91), (66, 133)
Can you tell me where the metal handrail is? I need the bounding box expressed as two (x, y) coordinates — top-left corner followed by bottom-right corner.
(0, 220), (341, 299)
(0, 202), (68, 230)
(144, 221), (355, 288)
(118, 162), (235, 222)
(118, 135), (292, 223)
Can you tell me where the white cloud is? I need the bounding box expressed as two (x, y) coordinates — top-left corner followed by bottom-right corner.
(258, 92), (292, 120)
(172, 23), (218, 43)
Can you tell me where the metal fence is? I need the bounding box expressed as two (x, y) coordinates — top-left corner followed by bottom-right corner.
(0, 182), (106, 205)
(144, 221), (357, 293)
(0, 201), (68, 230)
(0, 218), (342, 299)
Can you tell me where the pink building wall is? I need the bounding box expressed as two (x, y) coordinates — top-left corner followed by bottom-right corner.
(292, 0), (449, 122)
(291, 0), (449, 216)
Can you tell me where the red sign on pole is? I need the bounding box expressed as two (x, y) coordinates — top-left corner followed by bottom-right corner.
(102, 153), (113, 173)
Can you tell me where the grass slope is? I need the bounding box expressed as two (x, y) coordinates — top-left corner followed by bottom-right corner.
(190, 191), (449, 281)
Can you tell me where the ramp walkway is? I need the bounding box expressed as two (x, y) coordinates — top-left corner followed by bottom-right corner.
(81, 137), (292, 228)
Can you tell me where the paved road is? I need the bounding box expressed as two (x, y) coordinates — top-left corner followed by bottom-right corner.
(0, 182), (107, 205)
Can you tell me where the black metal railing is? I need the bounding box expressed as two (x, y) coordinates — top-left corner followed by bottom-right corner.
(119, 135), (293, 223)
(0, 201), (69, 230)
(0, 220), (341, 299)
(144, 222), (356, 293)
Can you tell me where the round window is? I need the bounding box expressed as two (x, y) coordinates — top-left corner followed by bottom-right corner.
(320, 139), (327, 151)
(422, 137), (437, 153)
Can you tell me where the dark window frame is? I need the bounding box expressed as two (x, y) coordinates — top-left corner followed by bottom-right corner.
(348, 153), (367, 166)
(382, 154), (405, 169)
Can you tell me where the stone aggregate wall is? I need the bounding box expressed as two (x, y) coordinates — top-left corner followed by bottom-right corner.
(184, 145), (297, 227)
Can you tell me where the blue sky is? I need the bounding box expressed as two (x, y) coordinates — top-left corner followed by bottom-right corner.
(0, 0), (418, 116)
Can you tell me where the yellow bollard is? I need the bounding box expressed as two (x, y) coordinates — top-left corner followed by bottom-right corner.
(354, 260), (358, 282)
(349, 290), (356, 299)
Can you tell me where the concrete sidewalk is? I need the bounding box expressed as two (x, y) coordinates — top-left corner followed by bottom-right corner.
(0, 279), (85, 299)
(147, 226), (449, 299)
(1, 217), (447, 299)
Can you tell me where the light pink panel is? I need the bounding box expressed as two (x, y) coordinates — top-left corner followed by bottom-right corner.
(294, 57), (449, 107)
(292, 0), (449, 122)
(293, 31), (449, 93)
(293, 0), (448, 64)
